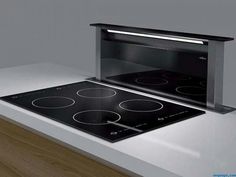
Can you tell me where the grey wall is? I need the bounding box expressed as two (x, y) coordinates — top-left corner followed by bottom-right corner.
(1, 0), (236, 107)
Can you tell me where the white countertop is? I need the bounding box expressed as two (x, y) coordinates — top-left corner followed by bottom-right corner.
(0, 63), (236, 177)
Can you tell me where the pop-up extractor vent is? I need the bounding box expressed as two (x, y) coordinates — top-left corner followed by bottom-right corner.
(90, 23), (234, 113)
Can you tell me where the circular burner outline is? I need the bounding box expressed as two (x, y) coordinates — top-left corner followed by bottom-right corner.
(119, 99), (164, 112)
(72, 110), (121, 125)
(162, 73), (191, 81)
(32, 96), (75, 109)
(175, 86), (206, 96)
(76, 88), (117, 99)
(135, 77), (169, 86)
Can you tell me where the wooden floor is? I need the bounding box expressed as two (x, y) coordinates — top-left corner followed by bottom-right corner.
(0, 116), (131, 177)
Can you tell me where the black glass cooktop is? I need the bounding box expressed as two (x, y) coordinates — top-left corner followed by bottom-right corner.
(1, 81), (205, 142)
(105, 70), (207, 105)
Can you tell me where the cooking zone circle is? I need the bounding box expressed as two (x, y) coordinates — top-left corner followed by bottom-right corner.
(119, 99), (163, 112)
(76, 88), (116, 98)
(176, 86), (206, 96)
(162, 73), (191, 80)
(73, 110), (121, 125)
(135, 77), (168, 86)
(32, 96), (75, 109)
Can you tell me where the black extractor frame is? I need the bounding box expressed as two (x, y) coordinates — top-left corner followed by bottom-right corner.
(90, 23), (235, 113)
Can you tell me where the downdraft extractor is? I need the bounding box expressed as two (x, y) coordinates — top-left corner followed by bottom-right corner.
(91, 23), (235, 113)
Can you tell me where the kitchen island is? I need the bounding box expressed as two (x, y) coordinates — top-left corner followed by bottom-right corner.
(0, 63), (236, 177)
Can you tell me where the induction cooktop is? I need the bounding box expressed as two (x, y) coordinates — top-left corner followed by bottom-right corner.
(1, 81), (205, 142)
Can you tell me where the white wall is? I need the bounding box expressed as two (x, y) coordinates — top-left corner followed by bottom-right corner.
(0, 0), (236, 107)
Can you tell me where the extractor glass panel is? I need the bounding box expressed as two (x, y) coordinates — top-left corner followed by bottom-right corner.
(99, 37), (208, 106)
